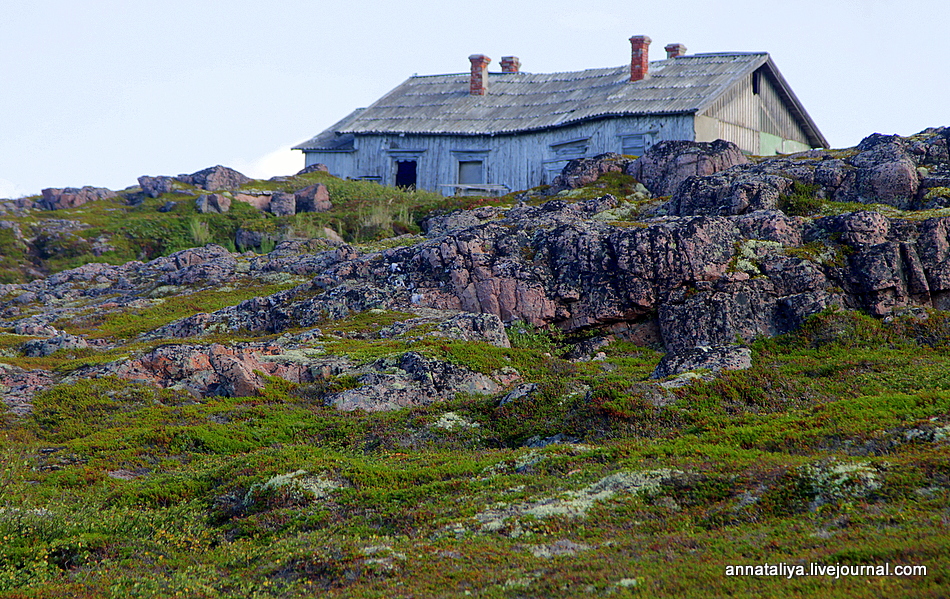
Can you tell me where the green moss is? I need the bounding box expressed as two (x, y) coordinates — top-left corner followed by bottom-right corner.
(56, 281), (300, 340)
(778, 181), (823, 216)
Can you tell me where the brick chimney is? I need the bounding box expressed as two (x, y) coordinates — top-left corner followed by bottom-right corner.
(629, 35), (652, 82)
(664, 43), (687, 59)
(500, 56), (521, 73)
(469, 54), (491, 95)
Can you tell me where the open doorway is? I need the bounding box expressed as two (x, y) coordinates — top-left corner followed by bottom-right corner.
(394, 160), (417, 189)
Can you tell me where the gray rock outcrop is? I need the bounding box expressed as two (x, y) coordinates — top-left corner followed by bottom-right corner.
(177, 165), (252, 191)
(38, 186), (118, 210)
(20, 334), (89, 358)
(548, 153), (636, 193)
(297, 163), (330, 175)
(668, 128), (950, 216)
(650, 345), (752, 379)
(138, 176), (180, 198)
(5, 127), (950, 411)
(326, 352), (509, 412)
(626, 139), (750, 197)
(294, 184), (332, 212)
(195, 193), (232, 214)
(269, 192), (296, 216)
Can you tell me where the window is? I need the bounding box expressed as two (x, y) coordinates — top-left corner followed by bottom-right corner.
(549, 138), (589, 159)
(458, 160), (484, 185)
(620, 133), (654, 157)
(451, 150), (490, 187)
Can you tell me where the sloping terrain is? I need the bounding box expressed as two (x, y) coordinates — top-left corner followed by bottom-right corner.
(0, 129), (948, 598)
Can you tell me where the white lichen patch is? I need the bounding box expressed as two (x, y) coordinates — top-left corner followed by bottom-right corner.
(473, 469), (682, 532)
(250, 469), (342, 504)
(525, 469), (681, 518)
(592, 202), (645, 222)
(934, 426), (950, 442)
(257, 348), (327, 364)
(799, 460), (882, 509)
(615, 577), (642, 588)
(432, 411), (480, 430)
(732, 239), (784, 275)
(527, 539), (591, 558)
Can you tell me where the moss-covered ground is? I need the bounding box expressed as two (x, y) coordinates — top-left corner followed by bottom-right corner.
(0, 309), (947, 598)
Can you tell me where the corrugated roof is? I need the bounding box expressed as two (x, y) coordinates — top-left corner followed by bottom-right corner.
(295, 52), (826, 148)
(293, 109), (364, 151)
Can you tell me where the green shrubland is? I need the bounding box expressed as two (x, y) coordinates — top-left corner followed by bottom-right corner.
(0, 309), (947, 597)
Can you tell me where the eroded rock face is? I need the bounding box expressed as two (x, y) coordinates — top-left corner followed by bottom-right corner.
(548, 153), (636, 194)
(668, 127), (950, 216)
(626, 139), (750, 197)
(326, 352), (509, 412)
(135, 163), (950, 359)
(99, 342), (335, 397)
(154, 244), (238, 286)
(5, 127), (950, 412)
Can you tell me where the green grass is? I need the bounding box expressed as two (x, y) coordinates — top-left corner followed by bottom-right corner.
(54, 282), (301, 340)
(0, 309), (948, 597)
(0, 172), (462, 283)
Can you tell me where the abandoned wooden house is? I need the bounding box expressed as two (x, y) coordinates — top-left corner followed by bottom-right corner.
(294, 35), (828, 195)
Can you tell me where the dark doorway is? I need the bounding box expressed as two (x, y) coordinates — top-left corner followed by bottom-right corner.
(395, 160), (417, 189)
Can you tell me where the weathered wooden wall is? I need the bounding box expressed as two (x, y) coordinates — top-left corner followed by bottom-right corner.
(303, 152), (355, 178)
(700, 67), (812, 154)
(305, 115), (694, 194)
(304, 69), (820, 193)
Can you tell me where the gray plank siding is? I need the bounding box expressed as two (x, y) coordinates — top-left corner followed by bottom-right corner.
(305, 114), (696, 193)
(700, 69), (813, 155)
(757, 74), (809, 144)
(303, 151), (355, 178)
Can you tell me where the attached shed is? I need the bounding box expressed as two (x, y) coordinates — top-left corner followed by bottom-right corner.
(294, 36), (827, 195)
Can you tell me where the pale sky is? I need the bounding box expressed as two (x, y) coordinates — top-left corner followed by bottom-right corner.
(1, 0), (948, 198)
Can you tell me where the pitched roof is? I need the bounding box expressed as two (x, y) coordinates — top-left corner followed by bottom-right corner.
(295, 52), (827, 149)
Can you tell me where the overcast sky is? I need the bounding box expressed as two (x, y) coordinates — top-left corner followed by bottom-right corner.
(2, 0), (947, 198)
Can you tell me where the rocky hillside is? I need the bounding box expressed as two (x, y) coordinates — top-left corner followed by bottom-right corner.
(0, 128), (948, 598)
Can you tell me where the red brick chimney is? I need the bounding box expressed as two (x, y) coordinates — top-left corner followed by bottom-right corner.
(629, 35), (652, 82)
(500, 56), (521, 73)
(469, 54), (491, 95)
(664, 43), (687, 59)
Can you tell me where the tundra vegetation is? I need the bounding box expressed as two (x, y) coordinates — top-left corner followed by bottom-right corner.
(1, 133), (949, 598)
